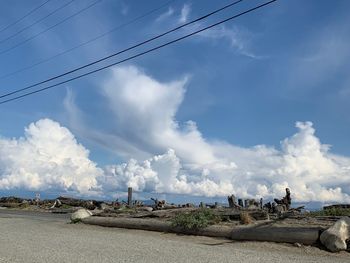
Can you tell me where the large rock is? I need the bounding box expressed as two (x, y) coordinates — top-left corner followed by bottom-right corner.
(320, 217), (350, 252)
(70, 208), (93, 222)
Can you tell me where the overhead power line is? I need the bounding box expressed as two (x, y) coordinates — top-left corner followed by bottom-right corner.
(0, 0), (244, 99)
(0, 0), (277, 105)
(0, 0), (53, 34)
(0, 0), (175, 80)
(0, 0), (76, 45)
(0, 0), (53, 35)
(0, 0), (102, 56)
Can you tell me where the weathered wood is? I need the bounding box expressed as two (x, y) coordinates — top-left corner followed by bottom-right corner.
(57, 196), (97, 210)
(127, 187), (132, 207)
(214, 209), (268, 221)
(231, 225), (323, 245)
(82, 217), (325, 245)
(81, 217), (232, 238)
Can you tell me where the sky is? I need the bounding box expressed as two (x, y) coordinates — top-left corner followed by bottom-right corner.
(0, 0), (350, 205)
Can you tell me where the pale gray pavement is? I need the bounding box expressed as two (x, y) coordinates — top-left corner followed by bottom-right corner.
(0, 209), (348, 263)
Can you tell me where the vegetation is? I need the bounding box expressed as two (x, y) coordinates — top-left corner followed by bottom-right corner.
(171, 209), (220, 230)
(70, 218), (82, 224)
(239, 211), (254, 225)
(60, 204), (73, 209)
(309, 208), (350, 217)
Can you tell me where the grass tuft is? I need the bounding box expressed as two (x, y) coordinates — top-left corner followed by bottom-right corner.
(171, 209), (220, 230)
(240, 211), (254, 225)
(309, 208), (350, 217)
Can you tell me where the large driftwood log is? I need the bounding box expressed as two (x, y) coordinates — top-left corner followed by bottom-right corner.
(231, 225), (323, 245)
(81, 217), (232, 238)
(82, 217), (324, 245)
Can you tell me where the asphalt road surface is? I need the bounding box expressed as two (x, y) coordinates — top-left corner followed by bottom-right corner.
(0, 209), (348, 263)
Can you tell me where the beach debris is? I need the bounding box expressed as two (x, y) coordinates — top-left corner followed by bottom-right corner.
(70, 208), (93, 222)
(324, 204), (350, 210)
(137, 206), (153, 212)
(151, 198), (177, 210)
(127, 187), (133, 207)
(227, 195), (236, 208)
(293, 242), (302, 248)
(227, 195), (242, 209)
(320, 217), (350, 252)
(57, 196), (98, 210)
(49, 199), (62, 209)
(0, 196), (26, 203)
(274, 188), (291, 210)
(35, 193), (41, 206)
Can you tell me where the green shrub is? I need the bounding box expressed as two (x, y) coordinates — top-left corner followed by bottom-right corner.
(309, 208), (350, 217)
(171, 209), (220, 230)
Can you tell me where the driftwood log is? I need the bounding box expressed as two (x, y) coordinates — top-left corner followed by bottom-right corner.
(231, 225), (324, 245)
(82, 217), (232, 238)
(82, 217), (324, 245)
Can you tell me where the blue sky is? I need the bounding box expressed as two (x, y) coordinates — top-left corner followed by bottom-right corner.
(0, 0), (350, 204)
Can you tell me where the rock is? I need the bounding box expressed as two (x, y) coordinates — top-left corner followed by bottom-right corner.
(320, 217), (350, 252)
(70, 208), (93, 222)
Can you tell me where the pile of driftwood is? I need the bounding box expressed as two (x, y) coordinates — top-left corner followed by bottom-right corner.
(0, 188), (312, 221)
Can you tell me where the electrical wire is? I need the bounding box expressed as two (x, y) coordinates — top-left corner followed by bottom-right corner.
(0, 0), (277, 105)
(0, 0), (102, 56)
(0, 0), (245, 99)
(0, 0), (53, 34)
(0, 0), (76, 45)
(0, 0), (175, 80)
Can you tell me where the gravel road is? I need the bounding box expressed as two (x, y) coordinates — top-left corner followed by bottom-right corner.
(0, 210), (348, 263)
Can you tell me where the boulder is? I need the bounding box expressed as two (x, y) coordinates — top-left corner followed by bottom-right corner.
(320, 217), (350, 252)
(70, 208), (93, 222)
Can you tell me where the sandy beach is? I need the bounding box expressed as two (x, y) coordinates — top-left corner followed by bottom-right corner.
(0, 209), (348, 263)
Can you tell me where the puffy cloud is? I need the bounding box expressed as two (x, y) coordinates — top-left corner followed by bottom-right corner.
(0, 119), (103, 196)
(1, 66), (349, 203)
(64, 65), (350, 203)
(99, 123), (350, 202)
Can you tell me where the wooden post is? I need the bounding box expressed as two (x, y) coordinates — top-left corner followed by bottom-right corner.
(127, 187), (132, 207)
(244, 199), (249, 208)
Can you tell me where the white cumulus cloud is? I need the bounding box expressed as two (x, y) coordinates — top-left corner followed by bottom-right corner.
(0, 119), (103, 196)
(62, 65), (350, 203)
(1, 66), (349, 203)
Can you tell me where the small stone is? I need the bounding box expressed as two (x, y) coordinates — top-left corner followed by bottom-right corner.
(293, 242), (302, 248)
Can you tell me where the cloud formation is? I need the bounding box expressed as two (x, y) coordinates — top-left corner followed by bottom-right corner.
(153, 2), (260, 59)
(0, 67), (349, 203)
(62, 65), (350, 202)
(178, 4), (191, 23)
(0, 119), (103, 196)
